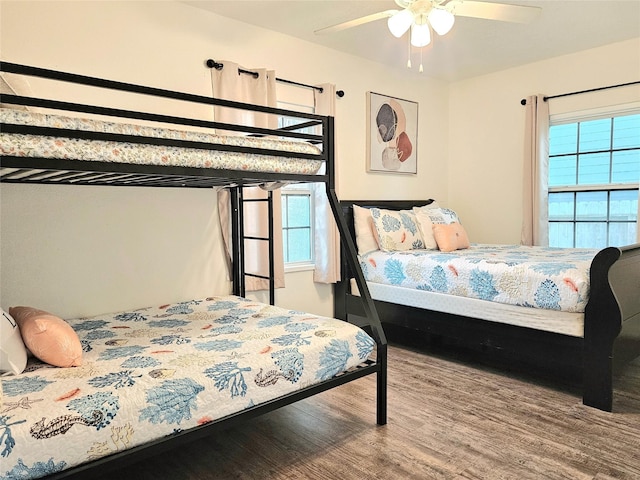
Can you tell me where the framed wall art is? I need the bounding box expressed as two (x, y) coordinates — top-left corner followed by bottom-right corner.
(366, 91), (418, 174)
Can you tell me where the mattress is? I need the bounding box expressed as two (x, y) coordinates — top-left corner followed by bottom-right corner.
(351, 280), (584, 336)
(0, 296), (374, 479)
(0, 108), (323, 176)
(359, 244), (599, 314)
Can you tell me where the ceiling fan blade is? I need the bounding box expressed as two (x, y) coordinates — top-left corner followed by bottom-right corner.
(314, 10), (399, 35)
(449, 1), (541, 23)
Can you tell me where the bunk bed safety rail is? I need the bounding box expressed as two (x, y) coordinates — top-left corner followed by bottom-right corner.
(0, 61), (332, 189)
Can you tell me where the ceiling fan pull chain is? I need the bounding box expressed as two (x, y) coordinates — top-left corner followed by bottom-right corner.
(407, 34), (412, 68)
(419, 47), (424, 73)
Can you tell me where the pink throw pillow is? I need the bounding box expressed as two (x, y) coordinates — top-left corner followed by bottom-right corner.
(9, 306), (82, 367)
(433, 223), (470, 252)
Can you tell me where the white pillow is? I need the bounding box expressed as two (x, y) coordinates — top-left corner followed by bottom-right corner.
(354, 202), (439, 253)
(427, 207), (461, 225)
(353, 205), (379, 255)
(370, 208), (424, 251)
(412, 202), (447, 249)
(0, 308), (28, 376)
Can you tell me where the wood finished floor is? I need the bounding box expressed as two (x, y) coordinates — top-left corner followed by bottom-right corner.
(94, 342), (640, 480)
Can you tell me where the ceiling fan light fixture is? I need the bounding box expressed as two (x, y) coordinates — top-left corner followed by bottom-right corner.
(410, 22), (431, 47)
(428, 8), (455, 35)
(387, 9), (413, 37)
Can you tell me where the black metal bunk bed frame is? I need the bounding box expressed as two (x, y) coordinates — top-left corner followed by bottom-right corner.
(0, 62), (387, 479)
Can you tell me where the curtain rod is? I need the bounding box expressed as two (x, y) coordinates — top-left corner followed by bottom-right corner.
(519, 80), (640, 105)
(206, 59), (345, 97)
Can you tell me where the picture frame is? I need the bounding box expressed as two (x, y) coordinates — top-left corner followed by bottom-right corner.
(366, 91), (418, 174)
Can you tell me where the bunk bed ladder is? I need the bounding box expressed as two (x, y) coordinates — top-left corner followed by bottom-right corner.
(230, 186), (276, 305)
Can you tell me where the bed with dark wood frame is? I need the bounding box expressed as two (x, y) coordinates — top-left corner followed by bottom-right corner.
(334, 200), (640, 412)
(0, 62), (387, 479)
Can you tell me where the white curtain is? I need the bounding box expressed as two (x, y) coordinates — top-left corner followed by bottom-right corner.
(521, 94), (550, 246)
(312, 83), (341, 283)
(211, 61), (285, 291)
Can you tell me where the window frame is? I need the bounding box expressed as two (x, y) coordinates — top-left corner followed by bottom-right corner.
(281, 184), (315, 270)
(548, 110), (640, 248)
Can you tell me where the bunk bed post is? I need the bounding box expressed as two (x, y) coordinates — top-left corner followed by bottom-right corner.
(230, 187), (243, 297)
(268, 190), (275, 305)
(231, 185), (247, 297)
(326, 187), (388, 425)
(323, 116), (387, 425)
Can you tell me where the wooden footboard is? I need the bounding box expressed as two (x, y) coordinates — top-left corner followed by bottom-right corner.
(583, 243), (640, 411)
(335, 200), (640, 412)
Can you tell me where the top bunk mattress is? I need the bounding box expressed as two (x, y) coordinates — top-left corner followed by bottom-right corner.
(0, 295), (374, 479)
(359, 244), (599, 313)
(0, 108), (323, 177)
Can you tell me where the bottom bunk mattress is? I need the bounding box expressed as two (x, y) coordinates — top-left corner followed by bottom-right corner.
(0, 296), (375, 479)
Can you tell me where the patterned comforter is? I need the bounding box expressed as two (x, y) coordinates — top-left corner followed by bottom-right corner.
(0, 296), (374, 479)
(359, 244), (599, 313)
(0, 108), (322, 175)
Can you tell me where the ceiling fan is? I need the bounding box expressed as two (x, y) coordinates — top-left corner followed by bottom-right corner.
(315, 0), (542, 48)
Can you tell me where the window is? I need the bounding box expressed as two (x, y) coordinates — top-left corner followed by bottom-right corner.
(277, 98), (317, 267)
(281, 186), (314, 264)
(548, 113), (640, 248)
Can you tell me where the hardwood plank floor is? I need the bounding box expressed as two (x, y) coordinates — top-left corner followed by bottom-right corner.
(94, 342), (640, 480)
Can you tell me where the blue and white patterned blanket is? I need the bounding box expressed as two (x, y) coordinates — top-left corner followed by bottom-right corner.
(0, 296), (374, 479)
(0, 108), (322, 176)
(360, 244), (599, 312)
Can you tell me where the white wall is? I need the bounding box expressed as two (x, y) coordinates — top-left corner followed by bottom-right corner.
(1, 184), (225, 315)
(448, 38), (640, 244)
(0, 1), (449, 318)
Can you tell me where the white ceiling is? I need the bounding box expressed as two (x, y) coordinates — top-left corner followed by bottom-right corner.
(184, 0), (640, 82)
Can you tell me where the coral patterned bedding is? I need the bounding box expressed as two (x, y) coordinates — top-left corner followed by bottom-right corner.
(359, 244), (599, 313)
(0, 296), (374, 479)
(0, 108), (323, 175)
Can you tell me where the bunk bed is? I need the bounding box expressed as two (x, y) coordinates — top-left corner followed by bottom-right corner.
(334, 200), (640, 412)
(0, 62), (387, 480)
